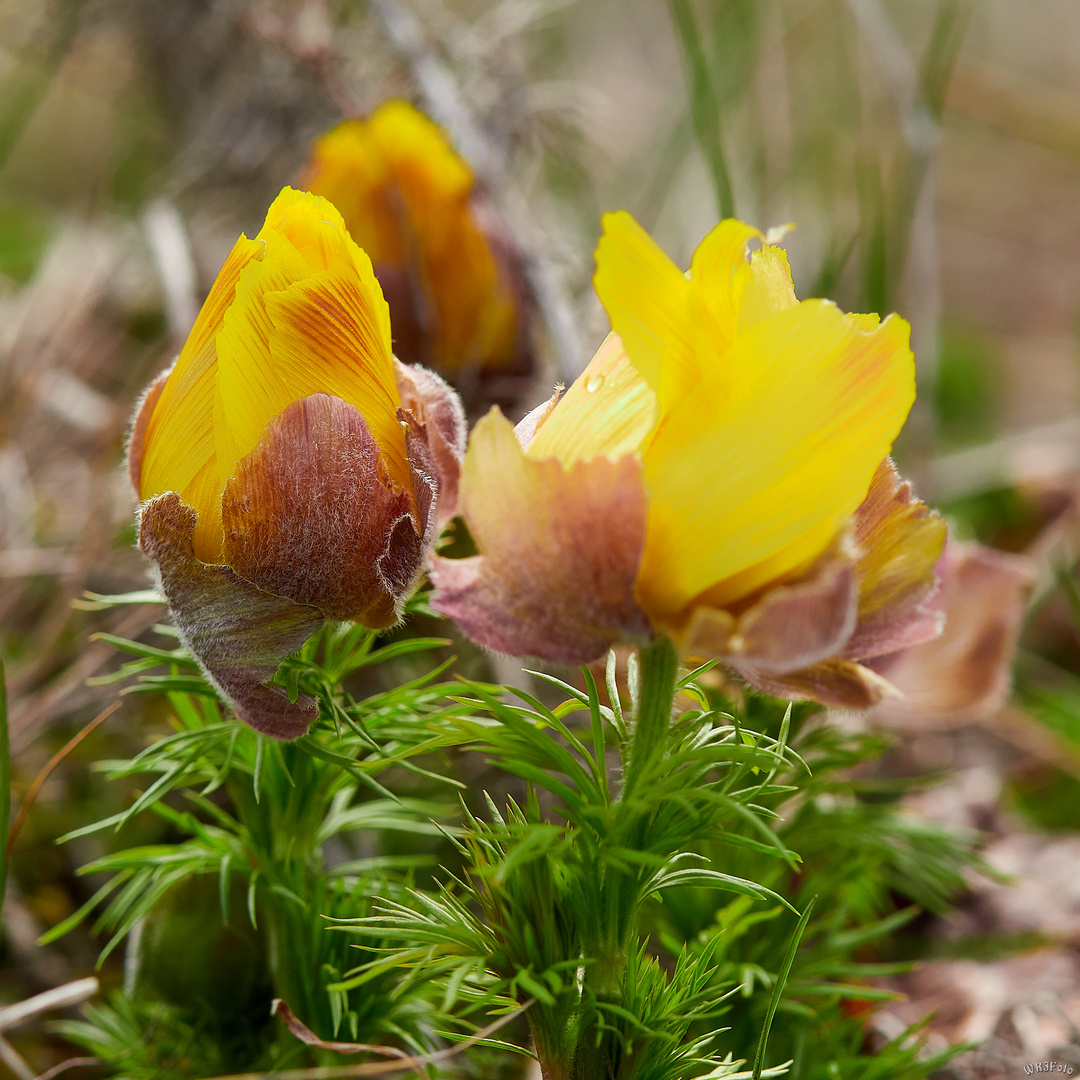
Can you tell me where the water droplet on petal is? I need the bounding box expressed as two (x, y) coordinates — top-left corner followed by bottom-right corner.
(585, 374), (605, 393)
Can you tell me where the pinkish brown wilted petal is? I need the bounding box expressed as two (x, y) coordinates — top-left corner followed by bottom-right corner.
(394, 359), (467, 525)
(139, 493), (324, 740)
(843, 457), (948, 660)
(686, 538), (858, 674)
(734, 655), (899, 711)
(221, 393), (434, 629)
(870, 542), (1035, 725)
(127, 363), (173, 495)
(429, 408), (651, 664)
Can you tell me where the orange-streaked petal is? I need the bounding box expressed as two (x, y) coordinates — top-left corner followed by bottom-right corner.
(213, 229), (309, 479)
(138, 235), (265, 502)
(526, 333), (658, 466)
(637, 302), (915, 620)
(263, 270), (405, 483)
(302, 102), (524, 376)
(430, 408), (651, 663)
(184, 456), (229, 567)
(127, 364), (172, 495)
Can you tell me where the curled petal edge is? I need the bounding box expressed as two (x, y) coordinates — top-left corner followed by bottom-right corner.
(138, 492), (323, 740)
(844, 457), (948, 660)
(394, 359), (467, 525)
(513, 386), (563, 450)
(870, 542), (1035, 725)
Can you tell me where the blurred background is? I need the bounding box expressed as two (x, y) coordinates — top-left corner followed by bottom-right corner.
(3, 0), (1080, 1075)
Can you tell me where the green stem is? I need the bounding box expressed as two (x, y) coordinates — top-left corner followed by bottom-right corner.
(621, 635), (680, 802)
(669, 0), (736, 220)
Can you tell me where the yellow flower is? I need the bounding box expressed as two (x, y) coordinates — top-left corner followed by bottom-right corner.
(128, 187), (465, 738)
(431, 212), (947, 707)
(299, 99), (528, 381)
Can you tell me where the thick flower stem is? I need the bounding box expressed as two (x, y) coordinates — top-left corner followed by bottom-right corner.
(621, 634), (680, 802)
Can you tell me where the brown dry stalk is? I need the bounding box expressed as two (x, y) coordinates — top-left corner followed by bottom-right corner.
(204, 1002), (531, 1080)
(33, 1057), (100, 1080)
(6, 701), (121, 855)
(272, 1000), (422, 1075)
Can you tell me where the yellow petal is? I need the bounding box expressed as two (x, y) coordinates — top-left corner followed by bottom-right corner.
(369, 99), (474, 202)
(213, 230), (309, 478)
(688, 217), (763, 352)
(187, 456), (231, 566)
(301, 101), (476, 268)
(139, 234), (265, 503)
(211, 238), (407, 535)
(637, 301), (915, 620)
(593, 211), (696, 406)
(526, 333), (658, 466)
(365, 103), (513, 372)
(298, 119), (403, 266)
(846, 312), (881, 332)
(213, 192), (401, 487)
(735, 246), (798, 335)
(302, 102), (519, 374)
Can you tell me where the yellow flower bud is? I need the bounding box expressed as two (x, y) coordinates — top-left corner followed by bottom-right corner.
(128, 187), (465, 738)
(299, 100), (531, 391)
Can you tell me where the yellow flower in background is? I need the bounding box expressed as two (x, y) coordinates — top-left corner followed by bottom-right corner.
(299, 99), (528, 382)
(129, 186), (466, 738)
(432, 211), (947, 708)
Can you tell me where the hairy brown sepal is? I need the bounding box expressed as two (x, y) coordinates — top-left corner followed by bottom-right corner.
(394, 359), (467, 525)
(221, 394), (434, 628)
(139, 493), (323, 739)
(430, 408), (651, 664)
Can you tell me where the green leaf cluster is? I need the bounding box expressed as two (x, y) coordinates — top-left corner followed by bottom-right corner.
(53, 608), (981, 1080)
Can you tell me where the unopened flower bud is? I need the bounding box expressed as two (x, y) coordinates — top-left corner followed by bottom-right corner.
(128, 187), (465, 738)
